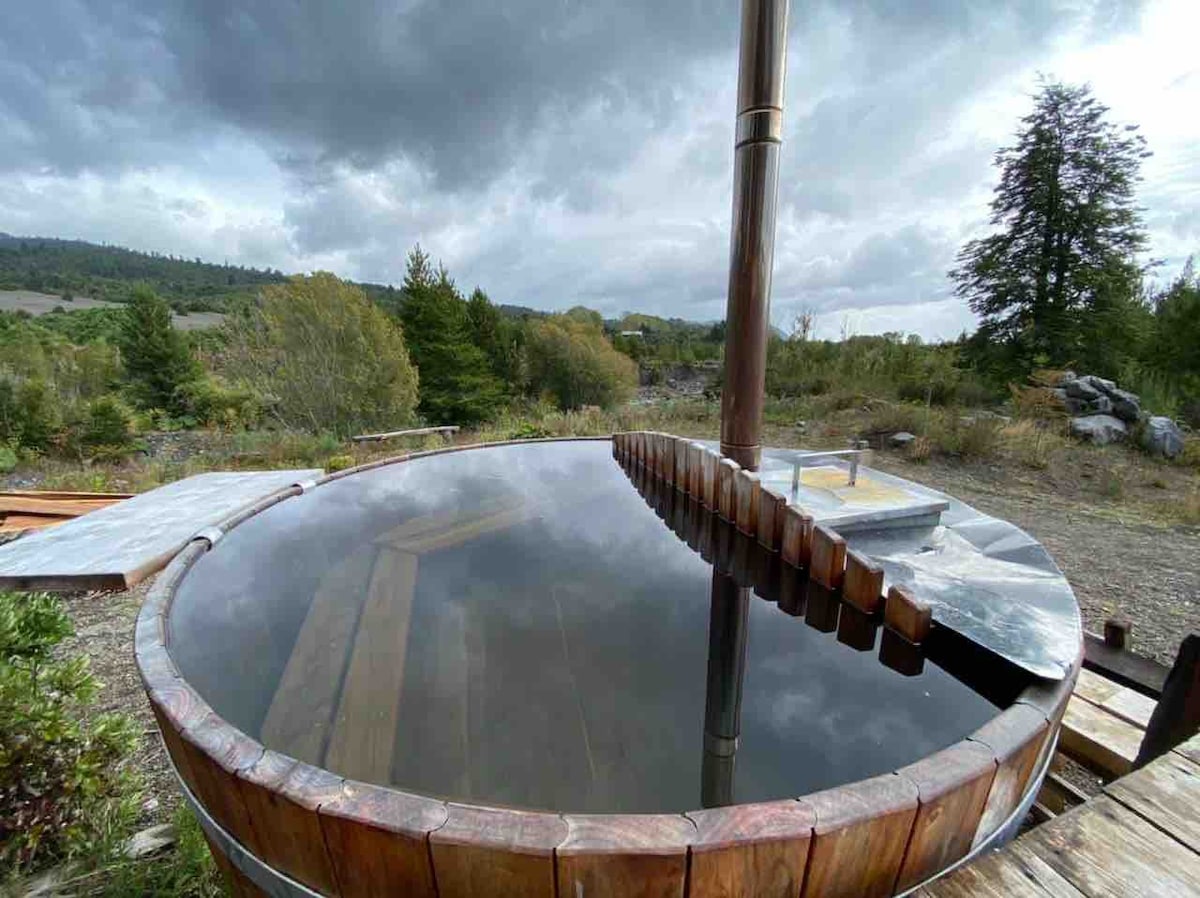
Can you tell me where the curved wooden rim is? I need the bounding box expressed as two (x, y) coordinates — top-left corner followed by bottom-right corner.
(136, 435), (1080, 896)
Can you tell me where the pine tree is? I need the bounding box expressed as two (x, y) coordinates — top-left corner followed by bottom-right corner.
(117, 285), (199, 412)
(952, 81), (1151, 377)
(400, 248), (506, 424)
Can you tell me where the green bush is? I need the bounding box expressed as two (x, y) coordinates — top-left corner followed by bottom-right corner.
(525, 315), (638, 410)
(175, 376), (263, 429)
(0, 378), (62, 451)
(117, 285), (201, 414)
(0, 445), (16, 474)
(79, 396), (134, 450)
(0, 592), (140, 872)
(224, 273), (419, 436)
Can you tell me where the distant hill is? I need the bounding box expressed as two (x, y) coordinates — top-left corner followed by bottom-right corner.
(0, 234), (287, 312)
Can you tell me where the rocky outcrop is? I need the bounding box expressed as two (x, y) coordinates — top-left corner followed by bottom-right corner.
(1054, 371), (1182, 458)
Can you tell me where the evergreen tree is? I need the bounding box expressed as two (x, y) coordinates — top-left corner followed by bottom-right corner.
(1148, 258), (1200, 404)
(400, 247), (505, 424)
(951, 81), (1150, 377)
(117, 285), (199, 412)
(467, 287), (525, 390)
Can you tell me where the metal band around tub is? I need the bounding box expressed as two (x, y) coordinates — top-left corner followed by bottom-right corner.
(166, 751), (324, 898)
(164, 726), (1057, 898)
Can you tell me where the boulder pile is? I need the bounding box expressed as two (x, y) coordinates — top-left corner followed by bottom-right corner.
(1052, 371), (1185, 458)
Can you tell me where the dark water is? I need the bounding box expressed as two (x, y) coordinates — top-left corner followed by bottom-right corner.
(169, 440), (1002, 814)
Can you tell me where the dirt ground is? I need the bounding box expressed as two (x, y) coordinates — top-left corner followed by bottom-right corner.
(57, 584), (181, 827)
(51, 450), (1197, 820)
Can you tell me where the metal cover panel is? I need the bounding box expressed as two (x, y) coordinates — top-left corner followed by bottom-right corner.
(0, 470), (318, 591)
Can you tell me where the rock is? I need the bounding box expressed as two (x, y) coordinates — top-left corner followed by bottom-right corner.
(1069, 414), (1128, 446)
(1057, 370), (1078, 384)
(1065, 379), (1101, 401)
(1079, 374), (1117, 395)
(125, 823), (176, 859)
(1089, 395), (1113, 415)
(1140, 416), (1185, 459)
(1108, 388), (1141, 423)
(889, 431), (917, 448)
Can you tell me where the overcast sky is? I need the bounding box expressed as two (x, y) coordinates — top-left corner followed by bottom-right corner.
(2, 0), (1197, 339)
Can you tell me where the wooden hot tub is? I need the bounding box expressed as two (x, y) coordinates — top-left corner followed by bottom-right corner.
(136, 436), (1078, 897)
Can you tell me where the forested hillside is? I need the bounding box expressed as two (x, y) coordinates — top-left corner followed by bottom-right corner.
(0, 234), (287, 311)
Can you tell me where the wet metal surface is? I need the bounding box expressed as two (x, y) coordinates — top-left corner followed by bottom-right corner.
(168, 441), (1003, 814)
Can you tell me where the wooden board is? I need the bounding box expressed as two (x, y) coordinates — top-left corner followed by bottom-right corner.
(319, 781), (445, 898)
(1060, 695), (1142, 779)
(809, 525), (845, 591)
(843, 550), (883, 613)
(915, 841), (1086, 897)
(0, 513), (75, 532)
(1106, 751), (1200, 852)
(895, 741), (997, 892)
(801, 773), (918, 898)
(1175, 731), (1200, 767)
(557, 815), (695, 898)
(0, 469), (317, 590)
(1023, 795), (1200, 897)
(236, 754), (344, 895)
(1083, 632), (1167, 698)
(687, 800), (814, 898)
(968, 704), (1048, 847)
(324, 548), (419, 783)
(259, 546), (378, 764)
(1076, 668), (1156, 729)
(430, 804), (565, 898)
(178, 712), (265, 856)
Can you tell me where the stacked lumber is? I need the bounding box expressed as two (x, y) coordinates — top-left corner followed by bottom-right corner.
(0, 490), (131, 534)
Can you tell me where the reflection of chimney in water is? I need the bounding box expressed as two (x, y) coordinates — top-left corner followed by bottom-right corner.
(701, 569), (750, 809)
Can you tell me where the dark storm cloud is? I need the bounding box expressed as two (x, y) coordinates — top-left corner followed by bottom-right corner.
(0, 0), (1168, 334)
(161, 0), (741, 191)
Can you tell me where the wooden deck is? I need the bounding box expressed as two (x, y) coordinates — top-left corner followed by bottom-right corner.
(917, 673), (1200, 897)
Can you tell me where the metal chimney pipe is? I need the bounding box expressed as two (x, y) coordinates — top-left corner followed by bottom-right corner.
(720, 0), (790, 471)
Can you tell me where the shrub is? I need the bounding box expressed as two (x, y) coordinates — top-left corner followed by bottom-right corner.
(525, 316), (638, 410)
(1010, 383), (1068, 421)
(1000, 419), (1067, 469)
(175, 376), (263, 429)
(0, 445), (16, 474)
(79, 396), (134, 450)
(223, 273), (419, 437)
(0, 592), (140, 872)
(0, 378), (62, 451)
(325, 454), (356, 473)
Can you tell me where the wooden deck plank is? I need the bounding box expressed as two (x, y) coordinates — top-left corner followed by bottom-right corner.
(1174, 731), (1200, 767)
(1075, 669), (1156, 730)
(259, 546), (378, 764)
(1059, 695), (1142, 779)
(1074, 668), (1121, 705)
(324, 548), (419, 782)
(915, 841), (1085, 897)
(1022, 795), (1200, 897)
(1106, 751), (1200, 853)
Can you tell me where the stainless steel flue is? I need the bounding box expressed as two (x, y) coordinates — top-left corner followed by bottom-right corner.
(720, 0), (790, 472)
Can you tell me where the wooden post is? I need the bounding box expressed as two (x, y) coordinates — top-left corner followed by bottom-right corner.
(1105, 617), (1132, 651)
(1135, 634), (1200, 768)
